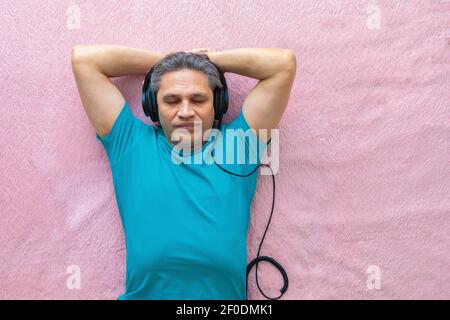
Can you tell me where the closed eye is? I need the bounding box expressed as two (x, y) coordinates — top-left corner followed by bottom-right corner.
(167, 100), (205, 105)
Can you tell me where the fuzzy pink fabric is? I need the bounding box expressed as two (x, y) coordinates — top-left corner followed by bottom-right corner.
(0, 0), (449, 299)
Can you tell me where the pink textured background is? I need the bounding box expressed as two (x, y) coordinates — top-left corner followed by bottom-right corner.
(1, 0), (449, 299)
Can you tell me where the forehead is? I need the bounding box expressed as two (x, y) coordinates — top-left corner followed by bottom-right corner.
(159, 69), (211, 97)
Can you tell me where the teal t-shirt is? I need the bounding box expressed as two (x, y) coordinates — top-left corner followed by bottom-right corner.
(96, 101), (271, 300)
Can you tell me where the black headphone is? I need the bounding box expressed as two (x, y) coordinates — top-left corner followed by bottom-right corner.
(142, 61), (229, 128)
(141, 58), (289, 300)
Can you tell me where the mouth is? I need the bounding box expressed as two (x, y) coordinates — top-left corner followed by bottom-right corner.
(175, 123), (195, 129)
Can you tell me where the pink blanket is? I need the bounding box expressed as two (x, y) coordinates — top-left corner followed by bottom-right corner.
(0, 0), (448, 299)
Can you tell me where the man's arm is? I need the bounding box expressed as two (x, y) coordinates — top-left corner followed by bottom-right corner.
(206, 48), (297, 144)
(71, 45), (166, 138)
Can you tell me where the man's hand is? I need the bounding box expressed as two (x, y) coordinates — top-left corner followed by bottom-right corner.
(186, 47), (216, 54)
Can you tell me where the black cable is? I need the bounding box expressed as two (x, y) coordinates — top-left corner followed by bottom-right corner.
(209, 135), (289, 300)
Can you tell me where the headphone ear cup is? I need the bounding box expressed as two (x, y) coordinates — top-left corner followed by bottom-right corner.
(218, 71), (229, 120)
(142, 66), (159, 122)
(149, 87), (159, 122)
(214, 85), (221, 121)
(142, 70), (151, 117)
(212, 71), (226, 121)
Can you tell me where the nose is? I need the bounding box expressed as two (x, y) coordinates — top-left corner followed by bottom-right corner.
(177, 102), (195, 118)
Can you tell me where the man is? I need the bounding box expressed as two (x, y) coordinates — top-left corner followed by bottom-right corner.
(71, 45), (296, 300)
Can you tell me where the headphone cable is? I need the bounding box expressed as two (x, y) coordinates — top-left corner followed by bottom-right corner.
(209, 130), (289, 300)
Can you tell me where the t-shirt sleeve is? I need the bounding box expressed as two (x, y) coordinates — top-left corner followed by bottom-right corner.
(221, 108), (272, 166)
(96, 101), (146, 166)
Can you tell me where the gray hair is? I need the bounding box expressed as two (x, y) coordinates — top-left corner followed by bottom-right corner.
(150, 51), (223, 95)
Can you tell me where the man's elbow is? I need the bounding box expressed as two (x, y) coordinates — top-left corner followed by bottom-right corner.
(71, 45), (82, 64)
(71, 45), (91, 66)
(282, 49), (297, 72)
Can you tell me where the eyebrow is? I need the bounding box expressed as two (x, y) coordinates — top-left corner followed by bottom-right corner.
(162, 93), (209, 100)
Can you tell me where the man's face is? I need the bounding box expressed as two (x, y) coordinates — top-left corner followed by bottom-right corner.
(156, 69), (215, 150)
